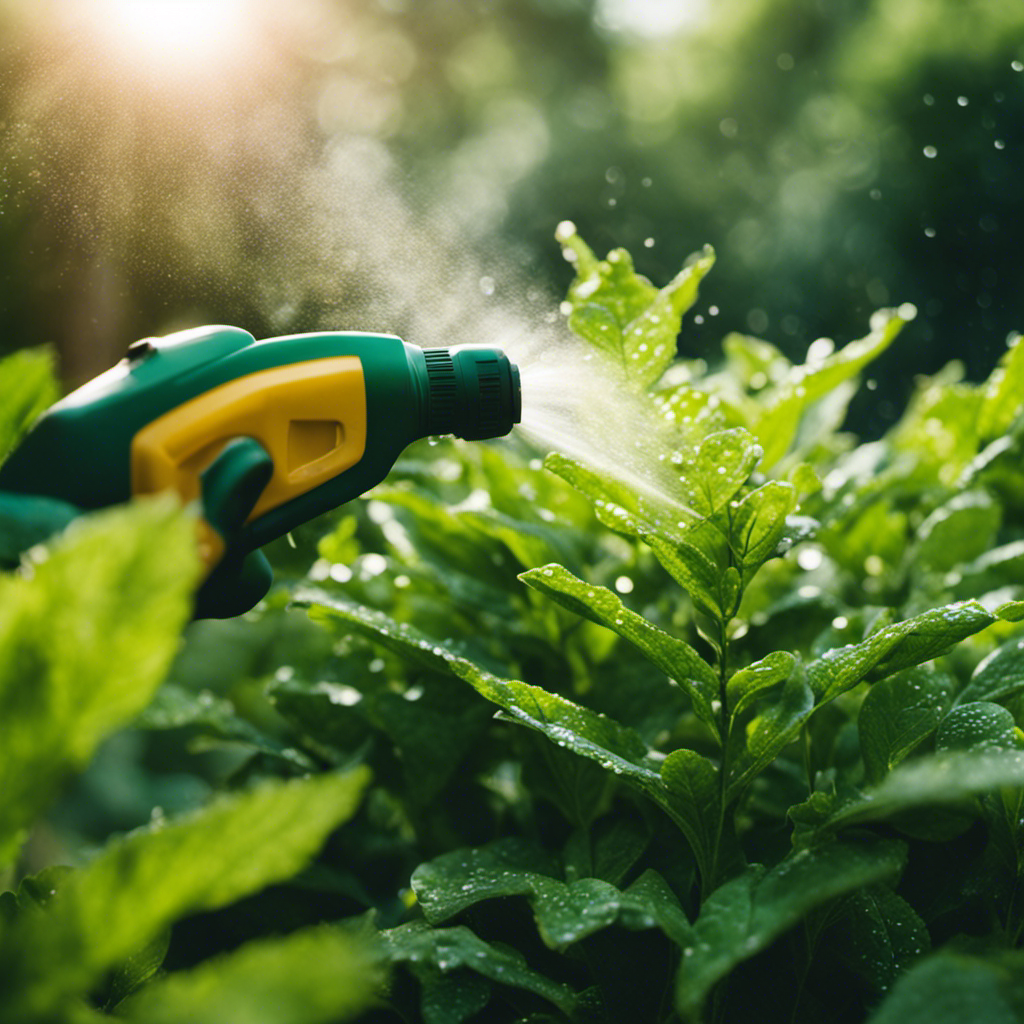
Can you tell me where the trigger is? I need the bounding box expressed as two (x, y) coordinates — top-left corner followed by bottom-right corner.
(200, 437), (274, 538)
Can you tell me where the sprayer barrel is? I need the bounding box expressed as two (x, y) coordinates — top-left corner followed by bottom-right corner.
(416, 347), (522, 441)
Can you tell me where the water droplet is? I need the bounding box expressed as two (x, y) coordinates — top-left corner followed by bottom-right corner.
(643, 237), (655, 248)
(923, 145), (938, 158)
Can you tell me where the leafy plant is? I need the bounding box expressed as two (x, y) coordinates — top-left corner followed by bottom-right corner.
(6, 225), (1024, 1022)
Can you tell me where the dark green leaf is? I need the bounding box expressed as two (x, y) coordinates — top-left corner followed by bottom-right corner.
(957, 632), (1024, 707)
(726, 651), (796, 720)
(859, 667), (956, 783)
(936, 702), (1024, 753)
(382, 921), (578, 1016)
(676, 838), (906, 1019)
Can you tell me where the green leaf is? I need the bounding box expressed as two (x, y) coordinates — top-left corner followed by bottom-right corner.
(726, 651), (796, 720)
(828, 886), (930, 995)
(912, 490), (1001, 574)
(297, 587), (663, 790)
(806, 600), (997, 703)
(676, 838), (906, 1019)
(412, 839), (692, 951)
(0, 769), (370, 1017)
(520, 564), (719, 736)
(117, 927), (383, 1024)
(936, 702), (1024, 753)
(382, 920), (578, 1017)
(544, 451), (698, 542)
(978, 331), (1024, 442)
(645, 531), (738, 621)
(957, 632), (1024, 707)
(752, 309), (911, 468)
(800, 751), (1024, 840)
(726, 671), (814, 800)
(859, 667), (956, 783)
(730, 481), (799, 574)
(138, 682), (315, 771)
(680, 428), (763, 519)
(660, 749), (720, 883)
(0, 497), (199, 865)
(866, 953), (1020, 1024)
(0, 346), (58, 464)
(558, 221), (714, 389)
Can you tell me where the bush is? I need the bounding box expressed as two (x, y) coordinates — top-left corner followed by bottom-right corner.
(4, 230), (1024, 1022)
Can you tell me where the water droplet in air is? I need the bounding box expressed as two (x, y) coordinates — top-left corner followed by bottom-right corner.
(923, 145), (938, 158)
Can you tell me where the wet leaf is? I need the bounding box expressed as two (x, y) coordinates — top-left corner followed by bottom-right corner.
(859, 667), (956, 783)
(520, 564), (719, 735)
(676, 838), (906, 1019)
(0, 346), (58, 464)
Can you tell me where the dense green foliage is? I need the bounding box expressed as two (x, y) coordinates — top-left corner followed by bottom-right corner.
(6, 232), (1024, 1021)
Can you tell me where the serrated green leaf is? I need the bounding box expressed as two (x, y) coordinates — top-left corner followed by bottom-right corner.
(859, 667), (956, 783)
(828, 886), (930, 995)
(382, 920), (578, 1016)
(806, 600), (996, 702)
(0, 769), (370, 1017)
(558, 222), (713, 390)
(118, 926), (382, 1024)
(726, 651), (796, 720)
(520, 564), (719, 735)
(978, 332), (1024, 442)
(680, 428), (763, 519)
(730, 481), (799, 573)
(957, 632), (1024, 706)
(0, 498), (199, 865)
(676, 838), (906, 1020)
(936, 702), (1024, 753)
(0, 346), (59, 464)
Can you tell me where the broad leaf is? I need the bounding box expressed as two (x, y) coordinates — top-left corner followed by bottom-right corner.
(827, 886), (930, 994)
(0, 769), (370, 1016)
(859, 667), (956, 783)
(730, 480), (799, 574)
(978, 331), (1024, 442)
(867, 953), (1021, 1024)
(936, 702), (1024, 753)
(412, 839), (692, 951)
(726, 651), (796, 720)
(117, 927), (382, 1024)
(660, 749), (720, 886)
(957, 632), (1024, 707)
(676, 838), (906, 1019)
(0, 498), (198, 865)
(382, 921), (578, 1017)
(806, 600), (997, 703)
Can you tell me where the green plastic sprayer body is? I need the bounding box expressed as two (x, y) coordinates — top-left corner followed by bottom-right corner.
(0, 326), (521, 616)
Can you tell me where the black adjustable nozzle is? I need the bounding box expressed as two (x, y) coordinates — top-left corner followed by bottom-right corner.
(422, 347), (521, 440)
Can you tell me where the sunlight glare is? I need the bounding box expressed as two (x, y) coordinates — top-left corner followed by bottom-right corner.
(94, 0), (251, 65)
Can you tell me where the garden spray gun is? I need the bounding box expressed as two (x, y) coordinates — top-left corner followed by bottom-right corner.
(0, 326), (521, 617)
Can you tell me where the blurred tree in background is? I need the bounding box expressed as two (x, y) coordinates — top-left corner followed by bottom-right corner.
(1, 0), (1022, 432)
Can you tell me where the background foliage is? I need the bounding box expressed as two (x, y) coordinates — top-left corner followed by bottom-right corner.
(3, 1), (1024, 1022)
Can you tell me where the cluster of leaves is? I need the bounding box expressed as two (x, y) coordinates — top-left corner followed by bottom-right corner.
(7, 228), (1024, 1023)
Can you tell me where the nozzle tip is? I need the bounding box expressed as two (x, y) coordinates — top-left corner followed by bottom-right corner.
(422, 347), (521, 440)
